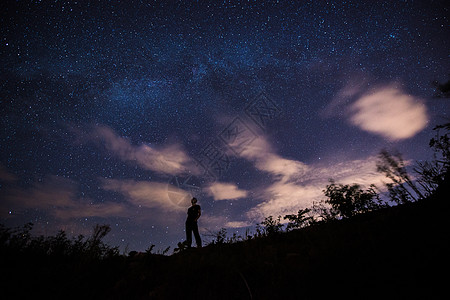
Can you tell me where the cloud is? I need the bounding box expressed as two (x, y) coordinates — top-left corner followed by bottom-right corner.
(1, 175), (190, 221)
(206, 182), (248, 200)
(349, 86), (428, 140)
(320, 78), (369, 118)
(224, 135), (315, 220)
(101, 178), (188, 212)
(52, 201), (128, 220)
(1, 175), (129, 219)
(247, 156), (388, 221)
(249, 183), (322, 220)
(325, 82), (428, 140)
(225, 221), (252, 228)
(258, 154), (309, 181)
(91, 125), (196, 176)
(237, 137), (309, 181)
(230, 134), (388, 222)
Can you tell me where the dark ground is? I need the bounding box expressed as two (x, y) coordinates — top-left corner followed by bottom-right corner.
(1, 185), (448, 300)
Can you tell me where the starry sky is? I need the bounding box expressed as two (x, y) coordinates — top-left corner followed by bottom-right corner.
(1, 0), (449, 252)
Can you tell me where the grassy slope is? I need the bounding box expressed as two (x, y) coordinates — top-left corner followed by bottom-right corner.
(2, 186), (448, 299)
(111, 188), (449, 299)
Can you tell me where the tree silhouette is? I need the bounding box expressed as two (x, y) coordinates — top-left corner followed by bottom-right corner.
(208, 228), (227, 245)
(284, 208), (314, 231)
(0, 223), (118, 259)
(429, 123), (450, 166)
(376, 150), (424, 203)
(322, 180), (383, 219)
(432, 79), (450, 98)
(414, 122), (450, 197)
(258, 215), (283, 236)
(310, 199), (339, 222)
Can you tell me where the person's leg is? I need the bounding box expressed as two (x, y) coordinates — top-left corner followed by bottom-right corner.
(185, 222), (192, 247)
(192, 222), (202, 248)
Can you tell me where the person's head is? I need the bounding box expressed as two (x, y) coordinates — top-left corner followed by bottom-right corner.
(191, 197), (197, 205)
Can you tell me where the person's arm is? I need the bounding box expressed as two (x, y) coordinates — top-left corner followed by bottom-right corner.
(195, 206), (201, 221)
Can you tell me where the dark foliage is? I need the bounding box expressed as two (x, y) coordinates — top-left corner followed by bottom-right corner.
(322, 181), (385, 218)
(207, 227), (228, 245)
(311, 199), (340, 222)
(414, 160), (445, 197)
(0, 224), (122, 299)
(3, 196), (448, 299)
(258, 215), (283, 236)
(377, 149), (424, 203)
(429, 122), (450, 167)
(0, 223), (119, 260)
(2, 186), (448, 300)
(284, 208), (314, 231)
(432, 79), (450, 98)
(1, 122), (448, 299)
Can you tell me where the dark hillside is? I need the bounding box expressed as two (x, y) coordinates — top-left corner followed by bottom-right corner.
(111, 188), (449, 299)
(145, 200), (449, 299)
(1, 187), (448, 299)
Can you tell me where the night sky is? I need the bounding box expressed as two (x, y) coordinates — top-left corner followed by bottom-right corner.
(1, 0), (449, 252)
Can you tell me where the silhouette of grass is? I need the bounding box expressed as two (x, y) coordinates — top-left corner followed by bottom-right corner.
(0, 191), (447, 299)
(2, 120), (449, 299)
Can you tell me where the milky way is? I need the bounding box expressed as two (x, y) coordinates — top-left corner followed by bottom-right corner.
(1, 0), (449, 252)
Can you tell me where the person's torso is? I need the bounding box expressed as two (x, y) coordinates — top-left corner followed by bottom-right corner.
(187, 205), (200, 221)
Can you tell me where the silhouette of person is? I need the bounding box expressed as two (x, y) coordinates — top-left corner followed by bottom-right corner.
(185, 197), (202, 248)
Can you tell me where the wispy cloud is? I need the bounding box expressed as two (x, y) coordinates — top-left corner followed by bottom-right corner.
(101, 178), (188, 212)
(1, 174), (190, 222)
(236, 137), (309, 182)
(1, 175), (129, 219)
(324, 82), (428, 140)
(225, 221), (252, 228)
(206, 182), (248, 200)
(249, 182), (322, 220)
(52, 201), (128, 220)
(247, 156), (387, 220)
(227, 135), (388, 222)
(90, 125), (197, 176)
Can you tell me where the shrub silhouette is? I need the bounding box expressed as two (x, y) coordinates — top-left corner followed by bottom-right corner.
(1, 122), (448, 299)
(322, 180), (384, 219)
(86, 224), (119, 259)
(311, 199), (340, 222)
(258, 215), (283, 236)
(433, 79), (450, 98)
(284, 208), (314, 231)
(0, 223), (118, 260)
(377, 123), (449, 204)
(174, 241), (189, 253)
(428, 122), (450, 181)
(414, 160), (445, 197)
(208, 228), (228, 245)
(377, 149), (424, 203)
